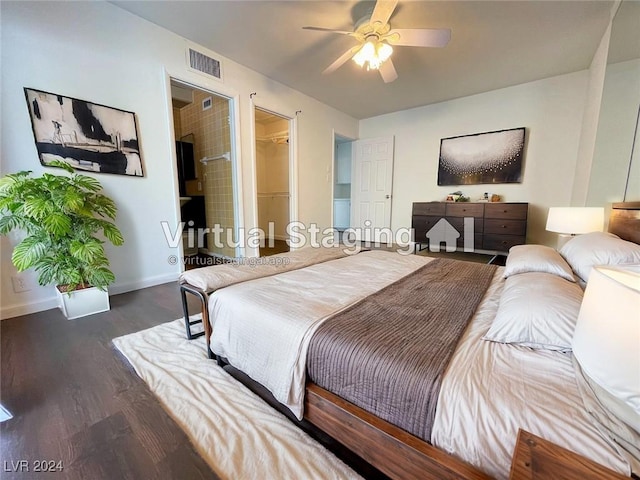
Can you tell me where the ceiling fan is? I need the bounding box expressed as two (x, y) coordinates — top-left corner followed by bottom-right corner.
(303, 0), (450, 83)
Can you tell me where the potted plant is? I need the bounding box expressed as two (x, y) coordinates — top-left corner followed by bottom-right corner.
(0, 161), (124, 319)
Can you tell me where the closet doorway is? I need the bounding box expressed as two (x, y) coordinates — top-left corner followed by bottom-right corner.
(333, 134), (355, 243)
(254, 108), (291, 256)
(170, 79), (239, 267)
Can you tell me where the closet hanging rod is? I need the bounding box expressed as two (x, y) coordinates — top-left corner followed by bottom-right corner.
(256, 130), (289, 144)
(200, 152), (230, 163)
(257, 192), (290, 198)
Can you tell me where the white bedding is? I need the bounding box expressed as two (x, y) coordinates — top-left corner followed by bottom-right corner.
(431, 269), (631, 478)
(208, 250), (631, 478)
(208, 250), (430, 419)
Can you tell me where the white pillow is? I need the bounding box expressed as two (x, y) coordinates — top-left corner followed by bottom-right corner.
(504, 244), (575, 282)
(483, 272), (584, 351)
(560, 232), (640, 282)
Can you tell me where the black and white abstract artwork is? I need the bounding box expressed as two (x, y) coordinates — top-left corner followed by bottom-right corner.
(437, 127), (525, 185)
(24, 88), (143, 176)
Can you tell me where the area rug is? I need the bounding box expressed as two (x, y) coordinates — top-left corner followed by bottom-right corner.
(112, 318), (360, 480)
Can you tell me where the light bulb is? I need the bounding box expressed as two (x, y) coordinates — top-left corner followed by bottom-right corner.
(352, 40), (393, 71)
(378, 42), (392, 63)
(353, 41), (375, 67)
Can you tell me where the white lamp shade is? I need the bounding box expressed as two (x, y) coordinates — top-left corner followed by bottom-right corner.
(546, 207), (604, 234)
(572, 265), (640, 423)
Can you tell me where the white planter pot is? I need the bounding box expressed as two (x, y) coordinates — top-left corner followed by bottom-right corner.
(56, 286), (110, 319)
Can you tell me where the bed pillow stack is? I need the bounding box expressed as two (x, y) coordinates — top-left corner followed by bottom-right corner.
(559, 231), (640, 282)
(502, 244), (576, 282)
(483, 245), (582, 351)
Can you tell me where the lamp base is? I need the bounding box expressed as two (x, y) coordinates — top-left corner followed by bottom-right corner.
(556, 234), (574, 250)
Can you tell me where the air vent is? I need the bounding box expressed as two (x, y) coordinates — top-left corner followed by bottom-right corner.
(188, 48), (222, 80)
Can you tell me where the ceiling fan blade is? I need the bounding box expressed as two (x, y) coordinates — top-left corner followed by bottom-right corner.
(379, 59), (398, 83)
(323, 46), (360, 75)
(370, 0), (398, 27)
(302, 26), (354, 36)
(386, 28), (451, 47)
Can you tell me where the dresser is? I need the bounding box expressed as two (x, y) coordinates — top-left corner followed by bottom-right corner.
(412, 201), (528, 254)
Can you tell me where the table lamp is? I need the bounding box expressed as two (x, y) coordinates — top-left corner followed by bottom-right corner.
(545, 207), (604, 248)
(572, 265), (640, 431)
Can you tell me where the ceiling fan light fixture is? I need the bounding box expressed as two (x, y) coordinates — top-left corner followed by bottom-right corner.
(377, 42), (393, 63)
(352, 40), (393, 71)
(353, 40), (375, 67)
(306, 0), (450, 82)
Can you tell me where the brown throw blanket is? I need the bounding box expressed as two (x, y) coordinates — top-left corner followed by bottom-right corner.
(307, 258), (497, 441)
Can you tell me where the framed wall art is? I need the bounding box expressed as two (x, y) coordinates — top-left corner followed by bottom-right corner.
(437, 127), (525, 185)
(24, 88), (143, 176)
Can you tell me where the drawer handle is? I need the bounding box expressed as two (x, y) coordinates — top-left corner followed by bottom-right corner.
(502, 241), (508, 245)
(502, 225), (507, 229)
(503, 210), (508, 213)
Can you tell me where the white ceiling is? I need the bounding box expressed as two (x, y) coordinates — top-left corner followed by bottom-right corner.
(113, 1), (614, 119)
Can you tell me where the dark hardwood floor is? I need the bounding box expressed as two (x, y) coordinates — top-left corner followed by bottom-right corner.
(1, 283), (219, 480)
(1, 282), (387, 480)
(259, 239), (290, 257)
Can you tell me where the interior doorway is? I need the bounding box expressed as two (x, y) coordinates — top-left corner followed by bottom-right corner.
(254, 108), (291, 256)
(170, 79), (239, 267)
(351, 136), (395, 242)
(333, 134), (355, 243)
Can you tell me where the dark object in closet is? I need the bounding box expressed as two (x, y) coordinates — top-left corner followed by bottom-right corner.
(176, 140), (196, 196)
(181, 196), (206, 228)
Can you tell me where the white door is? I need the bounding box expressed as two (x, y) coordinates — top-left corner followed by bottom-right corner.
(351, 136), (394, 242)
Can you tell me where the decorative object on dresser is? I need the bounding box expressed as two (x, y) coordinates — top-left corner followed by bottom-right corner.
(545, 207), (604, 248)
(446, 190), (469, 202)
(509, 429), (630, 480)
(412, 201), (528, 254)
(438, 127), (526, 185)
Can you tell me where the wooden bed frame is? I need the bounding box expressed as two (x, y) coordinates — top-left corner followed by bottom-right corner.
(179, 202), (640, 480)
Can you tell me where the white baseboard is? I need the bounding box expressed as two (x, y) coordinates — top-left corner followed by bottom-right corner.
(109, 272), (180, 296)
(0, 296), (58, 320)
(1, 272), (180, 320)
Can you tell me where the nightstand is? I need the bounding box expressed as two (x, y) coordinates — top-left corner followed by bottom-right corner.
(509, 429), (630, 480)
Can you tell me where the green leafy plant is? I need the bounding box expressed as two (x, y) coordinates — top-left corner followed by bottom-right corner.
(0, 161), (124, 292)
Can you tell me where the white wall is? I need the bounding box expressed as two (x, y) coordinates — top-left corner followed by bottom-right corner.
(588, 59), (640, 207)
(626, 112), (640, 201)
(0, 1), (357, 318)
(359, 71), (589, 247)
(570, 21), (611, 206)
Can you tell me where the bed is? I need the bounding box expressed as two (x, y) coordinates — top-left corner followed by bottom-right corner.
(179, 202), (640, 479)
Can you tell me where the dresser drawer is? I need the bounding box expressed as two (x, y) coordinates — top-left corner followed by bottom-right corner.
(412, 215), (441, 242)
(445, 203), (484, 218)
(446, 216), (483, 233)
(484, 219), (526, 236)
(456, 233), (483, 250)
(483, 234), (525, 252)
(413, 202), (446, 216)
(485, 203), (528, 220)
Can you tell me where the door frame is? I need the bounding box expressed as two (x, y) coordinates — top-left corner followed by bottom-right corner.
(162, 69), (245, 266)
(249, 99), (298, 256)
